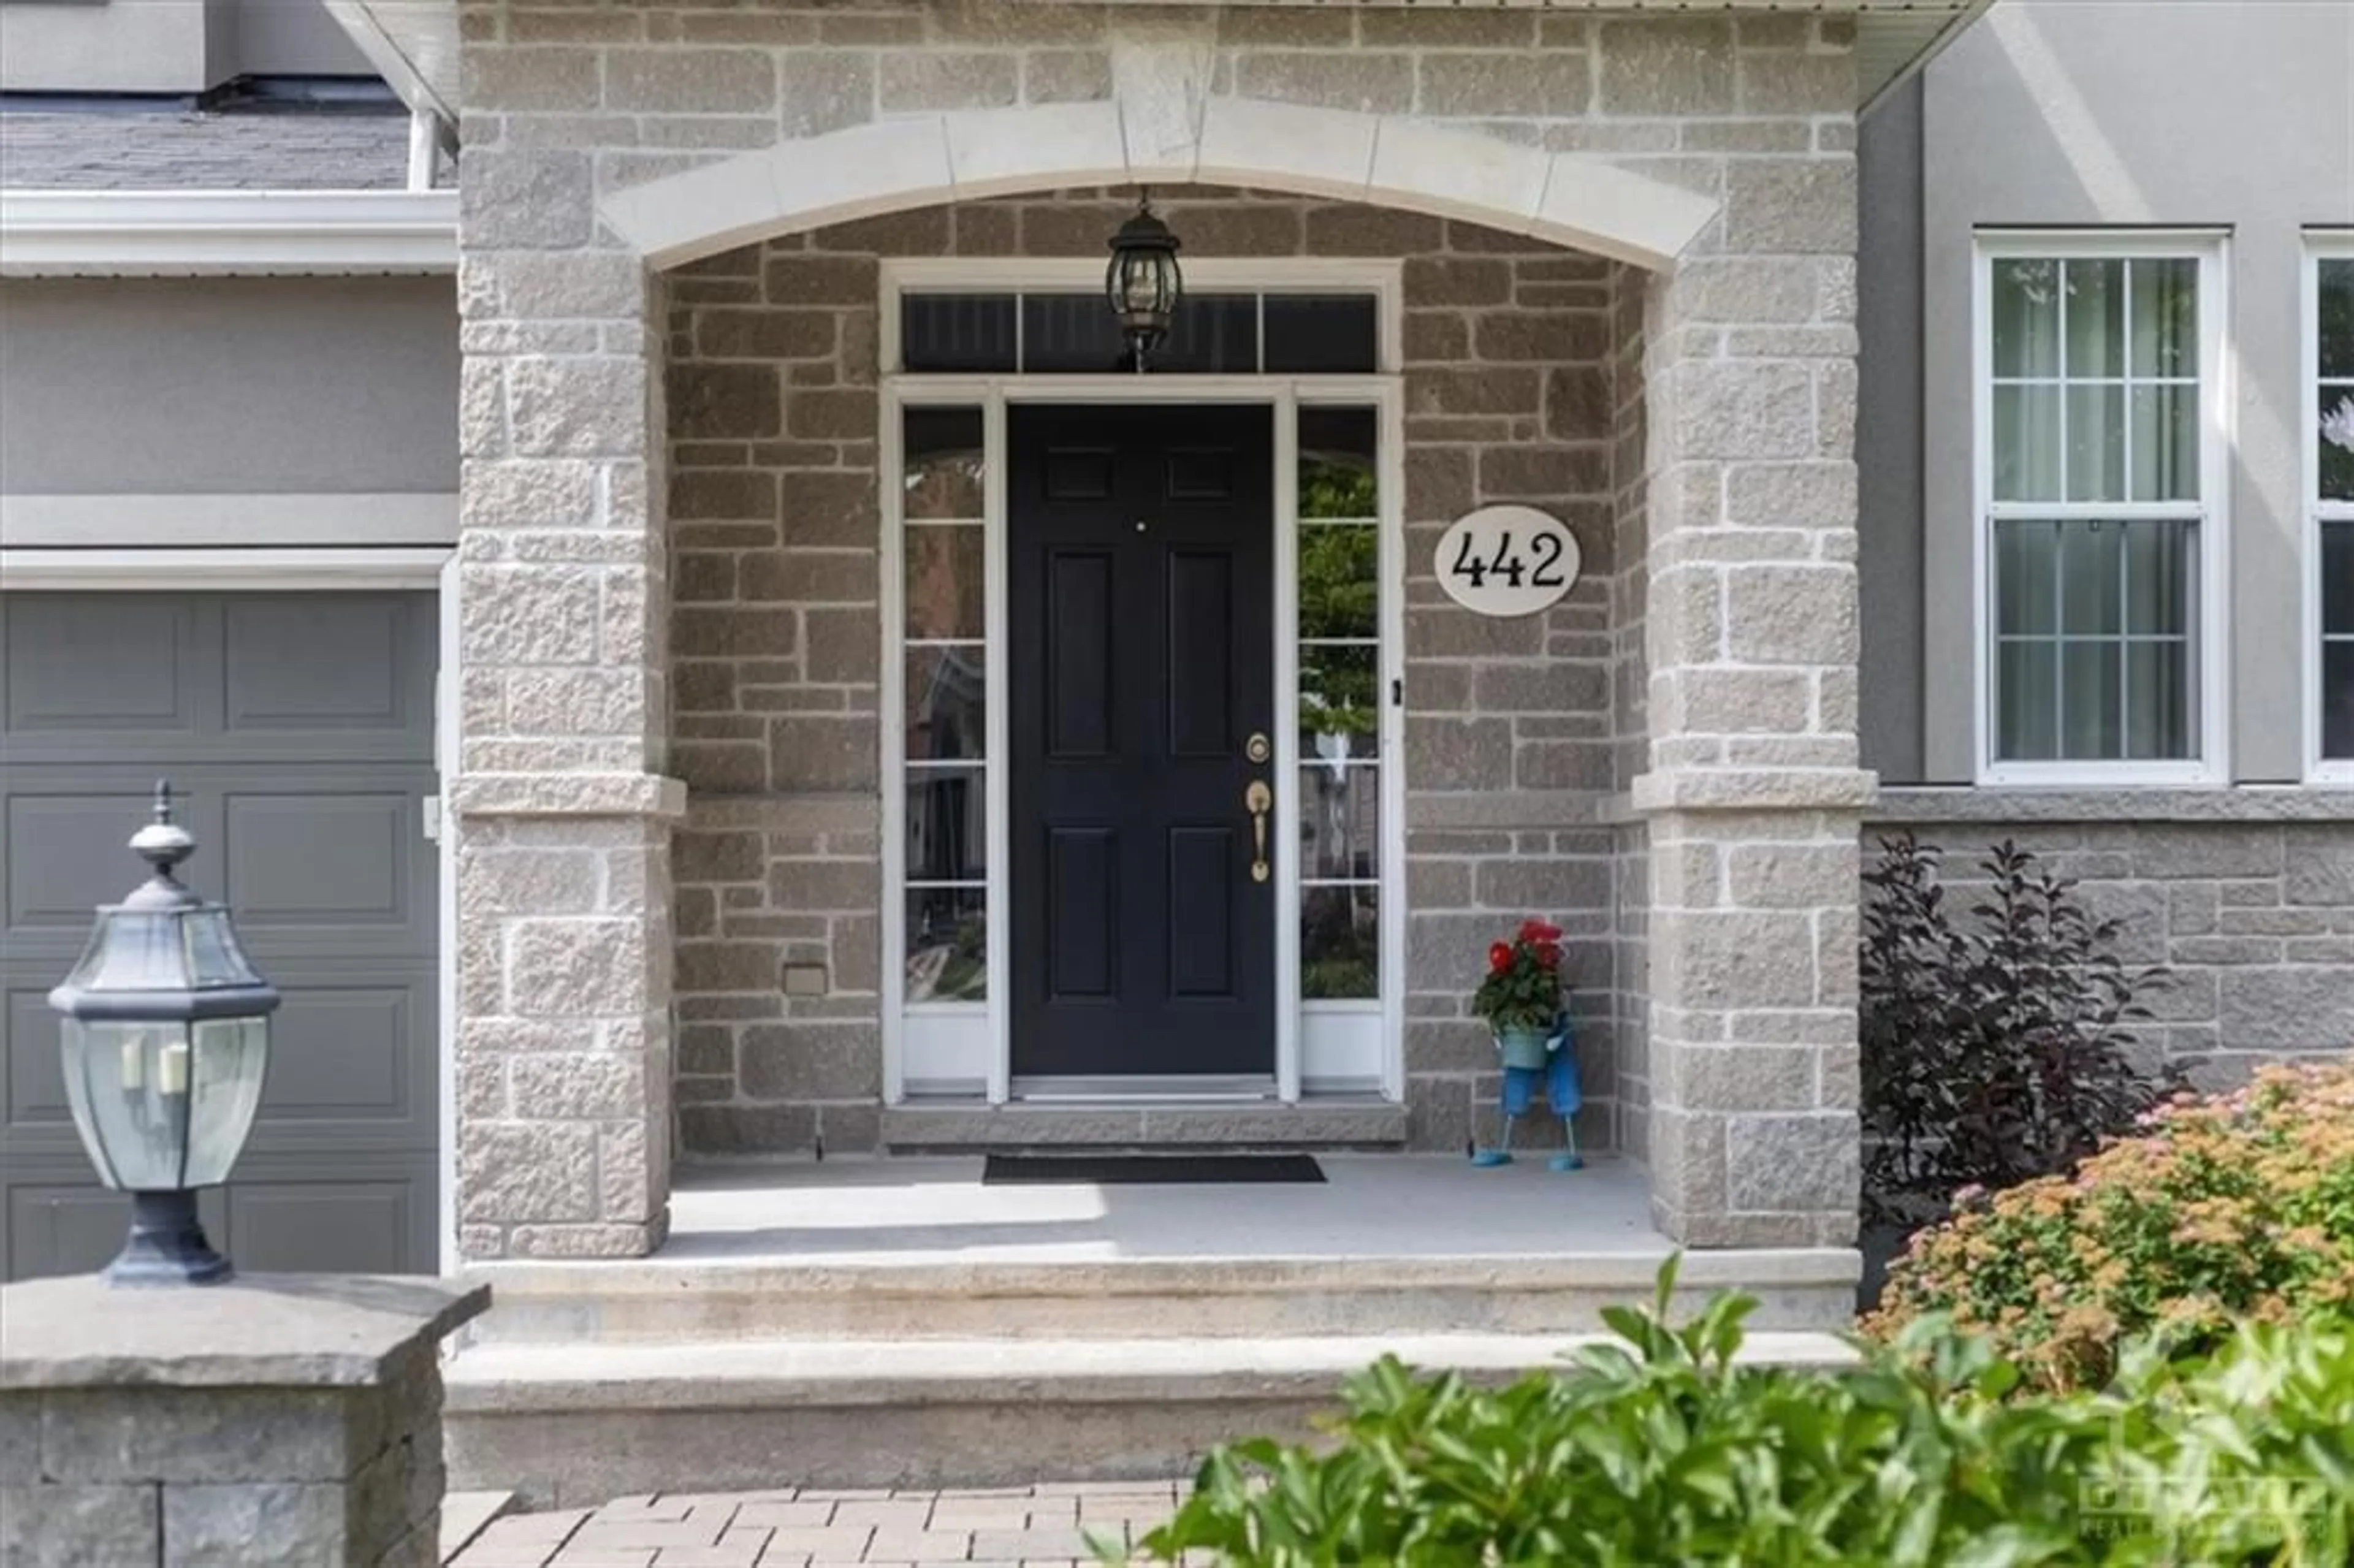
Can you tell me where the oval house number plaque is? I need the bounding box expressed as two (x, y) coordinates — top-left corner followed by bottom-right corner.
(1434, 504), (1582, 617)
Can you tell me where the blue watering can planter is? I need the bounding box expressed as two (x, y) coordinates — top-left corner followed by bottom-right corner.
(1471, 1012), (1584, 1173)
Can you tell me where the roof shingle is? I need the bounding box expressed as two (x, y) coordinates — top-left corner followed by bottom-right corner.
(0, 108), (415, 191)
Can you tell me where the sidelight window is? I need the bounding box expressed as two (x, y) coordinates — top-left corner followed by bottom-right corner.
(1295, 406), (1382, 1002)
(900, 406), (989, 1004)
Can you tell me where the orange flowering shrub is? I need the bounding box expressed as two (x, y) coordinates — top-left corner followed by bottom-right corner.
(1864, 1061), (2354, 1391)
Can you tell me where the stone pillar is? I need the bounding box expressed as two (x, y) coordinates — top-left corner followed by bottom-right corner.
(454, 135), (680, 1258)
(0, 1274), (487, 1567)
(1635, 154), (1871, 1249)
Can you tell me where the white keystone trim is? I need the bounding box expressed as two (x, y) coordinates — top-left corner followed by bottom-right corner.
(600, 99), (1718, 275)
(1, 492), (458, 549)
(0, 190), (459, 276)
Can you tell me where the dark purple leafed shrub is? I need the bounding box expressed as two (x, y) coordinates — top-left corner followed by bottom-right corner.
(1860, 834), (2176, 1229)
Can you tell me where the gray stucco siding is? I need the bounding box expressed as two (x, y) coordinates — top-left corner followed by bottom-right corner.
(1885, 0), (2354, 784)
(1856, 74), (1924, 784)
(0, 278), (458, 497)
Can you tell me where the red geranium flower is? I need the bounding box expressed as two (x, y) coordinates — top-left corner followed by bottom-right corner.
(1487, 942), (1512, 973)
(1534, 941), (1563, 970)
(1518, 919), (1563, 944)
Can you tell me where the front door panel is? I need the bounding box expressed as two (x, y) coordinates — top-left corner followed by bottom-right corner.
(1009, 405), (1276, 1078)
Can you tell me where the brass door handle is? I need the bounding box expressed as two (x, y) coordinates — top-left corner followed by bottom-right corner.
(1245, 780), (1272, 883)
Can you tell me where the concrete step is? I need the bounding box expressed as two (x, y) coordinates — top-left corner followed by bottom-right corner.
(879, 1098), (1409, 1150)
(460, 1249), (1861, 1345)
(443, 1329), (1857, 1506)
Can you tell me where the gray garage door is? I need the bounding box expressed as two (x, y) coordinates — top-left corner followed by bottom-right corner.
(1, 591), (440, 1279)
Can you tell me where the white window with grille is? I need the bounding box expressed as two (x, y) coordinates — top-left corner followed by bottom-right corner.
(2306, 234), (2354, 778)
(1975, 234), (2229, 784)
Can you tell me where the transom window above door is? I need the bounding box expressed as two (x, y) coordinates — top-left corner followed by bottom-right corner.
(897, 291), (1381, 376)
(1977, 238), (2225, 783)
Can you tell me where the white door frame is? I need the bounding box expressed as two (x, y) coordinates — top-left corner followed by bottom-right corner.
(878, 259), (1406, 1106)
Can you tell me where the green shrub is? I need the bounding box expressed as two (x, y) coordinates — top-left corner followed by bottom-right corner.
(1117, 1267), (2354, 1567)
(1864, 1060), (2354, 1391)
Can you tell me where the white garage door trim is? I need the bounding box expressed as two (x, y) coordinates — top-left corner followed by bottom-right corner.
(1, 494), (459, 550)
(2, 547), (451, 592)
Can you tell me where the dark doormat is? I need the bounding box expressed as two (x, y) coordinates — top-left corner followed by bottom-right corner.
(982, 1153), (1326, 1185)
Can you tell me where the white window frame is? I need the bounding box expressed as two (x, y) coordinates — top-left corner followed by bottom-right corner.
(1972, 230), (2232, 787)
(2304, 230), (2354, 783)
(877, 257), (1407, 1108)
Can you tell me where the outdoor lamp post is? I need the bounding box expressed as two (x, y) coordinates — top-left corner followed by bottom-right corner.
(48, 782), (278, 1286)
(1105, 191), (1183, 370)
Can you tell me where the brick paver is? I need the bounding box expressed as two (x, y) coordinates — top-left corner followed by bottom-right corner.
(448, 1484), (1187, 1568)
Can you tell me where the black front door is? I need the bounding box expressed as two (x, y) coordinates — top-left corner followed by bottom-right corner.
(1008, 405), (1276, 1079)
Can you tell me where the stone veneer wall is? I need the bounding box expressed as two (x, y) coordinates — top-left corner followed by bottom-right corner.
(1867, 810), (2354, 1082)
(0, 1281), (476, 1568)
(1607, 261), (1655, 1163)
(661, 187), (1627, 1156)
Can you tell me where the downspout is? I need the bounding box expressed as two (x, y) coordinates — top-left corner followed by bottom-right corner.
(408, 108), (438, 191)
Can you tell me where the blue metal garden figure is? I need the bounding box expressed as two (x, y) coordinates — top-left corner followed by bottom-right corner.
(1468, 918), (1584, 1171)
(1471, 1011), (1584, 1171)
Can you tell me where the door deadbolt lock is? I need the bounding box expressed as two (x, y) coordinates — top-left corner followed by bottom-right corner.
(1245, 732), (1271, 764)
(1245, 780), (1273, 883)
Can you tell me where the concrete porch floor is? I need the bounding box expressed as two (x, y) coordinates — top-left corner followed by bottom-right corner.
(656, 1152), (1677, 1266)
(457, 1152), (1862, 1345)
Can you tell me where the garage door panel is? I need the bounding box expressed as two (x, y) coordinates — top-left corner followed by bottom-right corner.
(222, 596), (426, 737)
(3, 769), (438, 961)
(1, 594), (433, 767)
(0, 590), (439, 1282)
(224, 790), (414, 929)
(2, 596), (200, 739)
(7, 975), (434, 1152)
(6, 787), (175, 933)
(4, 1179), (229, 1282)
(5, 986), (72, 1130)
(224, 1178), (424, 1276)
(245, 972), (425, 1130)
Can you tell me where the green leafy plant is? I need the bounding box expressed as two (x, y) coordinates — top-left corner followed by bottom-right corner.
(1114, 1262), (2354, 1566)
(1867, 1060), (2354, 1391)
(1469, 919), (1563, 1034)
(1861, 834), (2174, 1229)
(1297, 471), (1379, 746)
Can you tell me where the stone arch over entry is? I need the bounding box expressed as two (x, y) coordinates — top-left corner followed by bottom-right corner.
(598, 98), (1720, 275)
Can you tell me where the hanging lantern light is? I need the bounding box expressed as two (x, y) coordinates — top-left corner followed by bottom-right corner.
(48, 782), (279, 1285)
(1105, 191), (1183, 371)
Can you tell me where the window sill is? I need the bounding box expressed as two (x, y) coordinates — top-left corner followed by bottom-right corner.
(1870, 784), (2354, 826)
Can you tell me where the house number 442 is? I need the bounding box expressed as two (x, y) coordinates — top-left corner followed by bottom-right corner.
(1434, 504), (1582, 618)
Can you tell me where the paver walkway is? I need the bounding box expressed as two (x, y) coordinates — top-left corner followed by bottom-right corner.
(446, 1483), (1192, 1567)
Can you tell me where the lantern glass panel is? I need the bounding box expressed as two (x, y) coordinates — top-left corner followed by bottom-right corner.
(185, 1016), (270, 1187)
(61, 1018), (196, 1190)
(178, 908), (259, 989)
(66, 909), (188, 992)
(1113, 253), (1171, 318)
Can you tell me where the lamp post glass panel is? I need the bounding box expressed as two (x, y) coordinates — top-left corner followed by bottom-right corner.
(48, 782), (278, 1285)
(1106, 194), (1183, 370)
